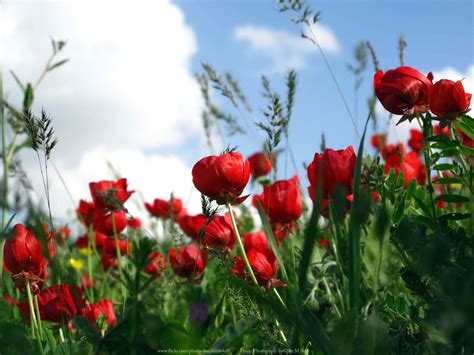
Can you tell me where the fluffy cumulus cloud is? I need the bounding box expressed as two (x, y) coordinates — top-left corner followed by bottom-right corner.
(0, 0), (206, 221)
(381, 65), (473, 144)
(234, 23), (341, 72)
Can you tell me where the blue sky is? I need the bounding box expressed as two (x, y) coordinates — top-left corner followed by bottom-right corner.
(177, 0), (473, 177)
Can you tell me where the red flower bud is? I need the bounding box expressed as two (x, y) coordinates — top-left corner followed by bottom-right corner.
(89, 178), (133, 212)
(247, 152), (272, 179)
(384, 150), (425, 187)
(4, 224), (46, 278)
(307, 146), (356, 199)
(370, 134), (386, 150)
(408, 129), (424, 153)
(243, 231), (268, 252)
(102, 237), (129, 258)
(192, 152), (250, 204)
(76, 231), (107, 251)
(169, 245), (208, 280)
(202, 213), (236, 252)
(177, 214), (207, 241)
(127, 217), (142, 229)
(232, 248), (284, 288)
(76, 200), (98, 226)
(259, 175), (302, 224)
(145, 198), (183, 219)
(144, 251), (167, 275)
(81, 299), (117, 331)
(374, 66), (433, 115)
(434, 124), (450, 137)
(430, 79), (471, 119)
(93, 210), (127, 236)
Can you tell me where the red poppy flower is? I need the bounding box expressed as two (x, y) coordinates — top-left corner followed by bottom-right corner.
(374, 66), (433, 116)
(102, 237), (129, 258)
(127, 217), (142, 230)
(408, 129), (424, 153)
(81, 274), (96, 290)
(307, 146), (356, 200)
(101, 255), (118, 271)
(384, 150), (425, 187)
(89, 178), (133, 212)
(370, 134), (386, 150)
(169, 245), (208, 280)
(232, 248), (284, 289)
(4, 224), (46, 279)
(20, 285), (85, 324)
(247, 152), (272, 179)
(258, 175), (303, 224)
(76, 231), (107, 251)
(434, 124), (450, 137)
(202, 213), (236, 252)
(192, 152), (250, 204)
(318, 239), (330, 251)
(430, 79), (471, 119)
(243, 231), (268, 252)
(144, 251), (167, 275)
(177, 214), (207, 241)
(93, 210), (127, 236)
(81, 299), (117, 331)
(76, 200), (98, 226)
(145, 198), (183, 220)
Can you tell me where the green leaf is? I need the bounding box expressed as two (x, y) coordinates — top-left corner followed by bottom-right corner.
(454, 115), (474, 140)
(438, 213), (471, 221)
(405, 180), (417, 200)
(435, 194), (469, 203)
(348, 112), (371, 310)
(9, 70), (25, 92)
(0, 320), (34, 354)
(362, 204), (391, 293)
(353, 314), (389, 355)
(330, 310), (357, 355)
(211, 320), (256, 350)
(431, 140), (460, 149)
(48, 59), (70, 72)
(256, 199), (288, 281)
(23, 83), (34, 111)
(459, 145), (474, 155)
(72, 316), (101, 343)
(433, 177), (461, 184)
(433, 163), (456, 171)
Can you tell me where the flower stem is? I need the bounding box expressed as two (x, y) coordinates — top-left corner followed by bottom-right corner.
(226, 203), (259, 287)
(111, 213), (127, 308)
(33, 294), (44, 340)
(26, 280), (44, 353)
(87, 226), (95, 303)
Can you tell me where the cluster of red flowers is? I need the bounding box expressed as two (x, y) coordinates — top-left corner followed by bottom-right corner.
(3, 224), (116, 331)
(374, 66), (471, 121)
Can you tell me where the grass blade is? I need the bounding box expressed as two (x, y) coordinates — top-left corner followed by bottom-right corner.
(348, 112), (371, 310)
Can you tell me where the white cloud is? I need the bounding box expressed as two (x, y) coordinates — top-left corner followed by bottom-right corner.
(0, 0), (204, 163)
(379, 65), (473, 145)
(0, 0), (208, 222)
(234, 23), (341, 72)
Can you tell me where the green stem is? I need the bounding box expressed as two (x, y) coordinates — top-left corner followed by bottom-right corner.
(87, 226), (95, 303)
(420, 115), (438, 223)
(111, 213), (127, 308)
(226, 202), (259, 287)
(33, 294), (44, 341)
(26, 279), (43, 353)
